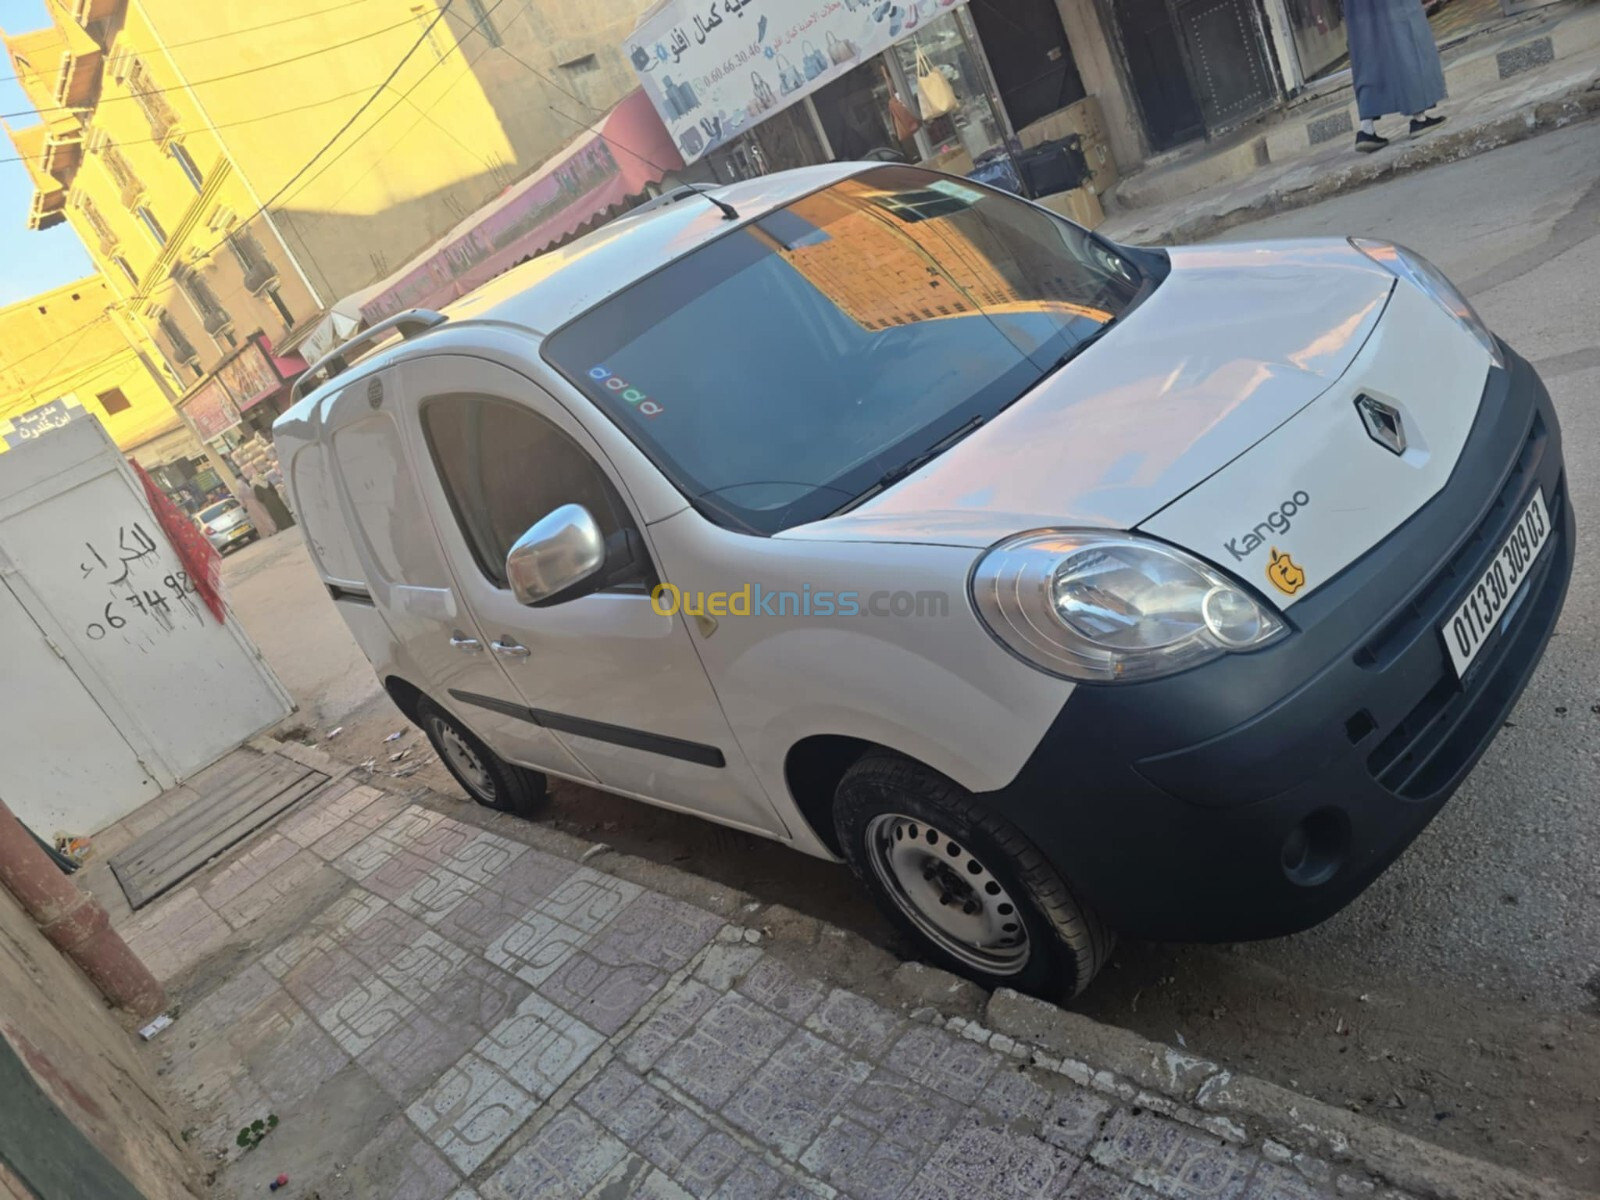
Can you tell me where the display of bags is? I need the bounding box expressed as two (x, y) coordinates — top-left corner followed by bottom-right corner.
(776, 53), (804, 94)
(826, 31), (856, 64)
(889, 93), (922, 142)
(802, 40), (828, 80)
(915, 48), (957, 117)
(679, 126), (704, 157)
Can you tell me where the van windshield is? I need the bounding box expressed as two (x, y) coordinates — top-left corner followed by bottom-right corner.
(543, 166), (1147, 534)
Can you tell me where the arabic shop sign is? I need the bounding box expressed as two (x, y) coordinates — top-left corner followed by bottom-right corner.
(626, 0), (970, 164)
(0, 396), (88, 450)
(181, 378), (242, 441)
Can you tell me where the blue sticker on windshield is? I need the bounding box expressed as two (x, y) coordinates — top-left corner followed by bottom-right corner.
(589, 366), (663, 417)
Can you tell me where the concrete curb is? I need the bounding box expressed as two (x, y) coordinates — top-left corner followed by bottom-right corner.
(1109, 77), (1600, 247)
(268, 737), (1581, 1200)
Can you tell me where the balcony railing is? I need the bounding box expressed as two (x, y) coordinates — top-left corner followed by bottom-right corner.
(242, 259), (279, 296)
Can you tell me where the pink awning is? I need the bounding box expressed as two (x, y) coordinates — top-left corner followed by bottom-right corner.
(358, 89), (684, 325)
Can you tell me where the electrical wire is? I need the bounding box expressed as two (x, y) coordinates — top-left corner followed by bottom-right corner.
(1, 13), (422, 119)
(123, 0), (461, 301)
(265, 0), (512, 212)
(0, 81), (391, 166)
(0, 0), (388, 84)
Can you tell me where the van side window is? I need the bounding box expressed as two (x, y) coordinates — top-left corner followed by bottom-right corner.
(422, 395), (650, 590)
(331, 414), (450, 587)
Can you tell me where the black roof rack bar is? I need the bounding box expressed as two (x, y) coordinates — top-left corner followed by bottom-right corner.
(290, 308), (448, 402)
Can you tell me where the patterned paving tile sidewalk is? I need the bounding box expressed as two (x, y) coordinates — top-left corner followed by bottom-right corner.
(125, 777), (1367, 1200)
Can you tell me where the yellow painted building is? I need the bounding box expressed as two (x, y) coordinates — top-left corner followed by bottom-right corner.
(4, 0), (652, 406)
(0, 275), (180, 455)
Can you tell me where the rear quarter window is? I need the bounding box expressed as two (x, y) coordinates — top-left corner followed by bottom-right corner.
(330, 415), (449, 588)
(290, 444), (366, 583)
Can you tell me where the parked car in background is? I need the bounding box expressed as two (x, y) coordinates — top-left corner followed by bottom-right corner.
(195, 498), (256, 553)
(276, 163), (1572, 999)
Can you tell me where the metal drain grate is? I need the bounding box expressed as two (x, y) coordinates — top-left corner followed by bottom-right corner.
(109, 752), (329, 909)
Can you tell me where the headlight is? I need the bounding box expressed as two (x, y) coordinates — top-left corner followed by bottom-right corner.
(970, 532), (1286, 683)
(1350, 238), (1504, 368)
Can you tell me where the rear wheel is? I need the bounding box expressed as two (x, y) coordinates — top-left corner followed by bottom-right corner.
(835, 751), (1112, 1000)
(416, 697), (546, 817)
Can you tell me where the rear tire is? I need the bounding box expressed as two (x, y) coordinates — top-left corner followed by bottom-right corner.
(834, 751), (1112, 1000)
(416, 697), (546, 818)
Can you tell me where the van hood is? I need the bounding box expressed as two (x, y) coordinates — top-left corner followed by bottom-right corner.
(780, 240), (1393, 549)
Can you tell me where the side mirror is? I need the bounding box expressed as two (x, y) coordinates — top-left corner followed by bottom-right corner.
(505, 504), (606, 606)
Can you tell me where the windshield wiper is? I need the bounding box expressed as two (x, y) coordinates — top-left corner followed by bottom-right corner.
(830, 415), (987, 516)
(1048, 317), (1118, 374)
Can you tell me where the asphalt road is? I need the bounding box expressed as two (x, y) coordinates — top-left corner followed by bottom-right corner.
(221, 122), (1600, 1185)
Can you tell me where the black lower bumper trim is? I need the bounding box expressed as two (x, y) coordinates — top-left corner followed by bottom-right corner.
(975, 346), (1573, 942)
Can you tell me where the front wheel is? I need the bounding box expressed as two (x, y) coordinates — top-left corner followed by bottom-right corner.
(834, 751), (1112, 1000)
(416, 697), (547, 818)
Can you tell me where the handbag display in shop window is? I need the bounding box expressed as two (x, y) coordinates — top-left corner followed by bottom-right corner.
(915, 46), (958, 118)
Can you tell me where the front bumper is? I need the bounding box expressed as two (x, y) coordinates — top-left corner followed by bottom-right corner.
(978, 346), (1573, 942)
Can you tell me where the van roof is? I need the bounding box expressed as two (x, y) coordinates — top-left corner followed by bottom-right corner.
(278, 162), (868, 424)
(441, 162), (865, 338)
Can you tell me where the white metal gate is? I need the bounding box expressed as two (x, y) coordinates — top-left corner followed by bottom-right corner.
(0, 420), (293, 835)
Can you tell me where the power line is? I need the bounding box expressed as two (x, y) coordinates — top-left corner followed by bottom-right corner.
(0, 81), (389, 166)
(269, 0), (512, 211)
(1, 13), (421, 119)
(128, 0), (461, 303)
(0, 312), (112, 374)
(0, 0), (387, 84)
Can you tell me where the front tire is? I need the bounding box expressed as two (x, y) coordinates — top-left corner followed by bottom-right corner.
(835, 751), (1112, 1000)
(416, 697), (546, 818)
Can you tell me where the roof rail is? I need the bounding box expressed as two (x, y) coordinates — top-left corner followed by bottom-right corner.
(290, 309), (447, 403)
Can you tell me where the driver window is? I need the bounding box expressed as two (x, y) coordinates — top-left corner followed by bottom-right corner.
(421, 394), (646, 590)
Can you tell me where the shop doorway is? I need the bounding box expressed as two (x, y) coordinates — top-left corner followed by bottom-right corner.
(1113, 0), (1279, 151)
(1172, 0), (1278, 129)
(967, 0), (1086, 130)
(1115, 0), (1207, 151)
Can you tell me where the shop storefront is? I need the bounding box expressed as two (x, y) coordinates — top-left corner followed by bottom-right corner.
(628, 1), (1019, 188)
(178, 341), (296, 528)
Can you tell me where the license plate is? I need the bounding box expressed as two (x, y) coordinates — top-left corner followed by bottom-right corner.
(1442, 489), (1550, 678)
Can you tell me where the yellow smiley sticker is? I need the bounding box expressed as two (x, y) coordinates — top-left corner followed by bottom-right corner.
(1266, 547), (1306, 596)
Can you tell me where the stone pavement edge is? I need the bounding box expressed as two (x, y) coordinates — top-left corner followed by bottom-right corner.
(88, 737), (1583, 1200)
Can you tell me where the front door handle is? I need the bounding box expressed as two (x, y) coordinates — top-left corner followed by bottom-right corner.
(449, 631), (482, 652)
(491, 639), (531, 658)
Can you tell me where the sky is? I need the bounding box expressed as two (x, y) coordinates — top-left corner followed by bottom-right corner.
(0, 0), (96, 306)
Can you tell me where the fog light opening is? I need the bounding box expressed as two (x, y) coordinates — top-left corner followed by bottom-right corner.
(1281, 809), (1349, 887)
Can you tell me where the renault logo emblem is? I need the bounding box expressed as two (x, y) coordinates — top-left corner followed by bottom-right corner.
(1356, 394), (1406, 455)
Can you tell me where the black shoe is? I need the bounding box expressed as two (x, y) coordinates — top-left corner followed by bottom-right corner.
(1354, 131), (1389, 153)
(1410, 114), (1447, 136)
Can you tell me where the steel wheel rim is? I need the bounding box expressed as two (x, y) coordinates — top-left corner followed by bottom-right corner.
(431, 717), (495, 801)
(864, 813), (1030, 975)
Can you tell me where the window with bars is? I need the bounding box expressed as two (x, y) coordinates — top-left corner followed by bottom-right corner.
(99, 139), (144, 206)
(75, 192), (118, 254)
(173, 264), (233, 343)
(126, 58), (179, 141)
(156, 309), (198, 367)
(135, 204), (167, 246)
(464, 0), (500, 45)
(170, 142), (204, 191)
(226, 227), (281, 296)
